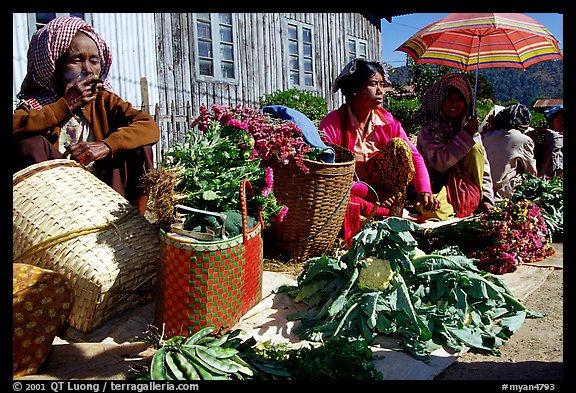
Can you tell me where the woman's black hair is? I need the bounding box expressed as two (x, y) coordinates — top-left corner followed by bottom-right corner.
(339, 59), (387, 101)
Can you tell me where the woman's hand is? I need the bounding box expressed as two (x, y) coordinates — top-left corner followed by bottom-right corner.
(380, 195), (397, 209)
(463, 115), (479, 136)
(67, 141), (111, 166)
(416, 192), (440, 212)
(62, 76), (103, 112)
(476, 200), (493, 214)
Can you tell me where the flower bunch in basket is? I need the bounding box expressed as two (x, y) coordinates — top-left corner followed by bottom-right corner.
(416, 200), (555, 274)
(192, 104), (312, 172)
(146, 104), (313, 230)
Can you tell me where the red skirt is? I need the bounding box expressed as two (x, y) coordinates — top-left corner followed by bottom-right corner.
(341, 138), (415, 245)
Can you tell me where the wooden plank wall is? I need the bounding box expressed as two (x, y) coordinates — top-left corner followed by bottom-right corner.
(154, 12), (381, 159)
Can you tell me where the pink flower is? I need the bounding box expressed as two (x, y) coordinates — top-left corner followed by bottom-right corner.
(261, 167), (274, 197)
(194, 104), (310, 173)
(472, 200), (554, 274)
(272, 206), (289, 223)
(227, 119), (249, 130)
(189, 104), (311, 224)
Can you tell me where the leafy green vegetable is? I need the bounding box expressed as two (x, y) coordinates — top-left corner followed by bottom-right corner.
(281, 337), (383, 380)
(184, 210), (257, 239)
(161, 120), (283, 227)
(287, 218), (541, 362)
(135, 325), (383, 380)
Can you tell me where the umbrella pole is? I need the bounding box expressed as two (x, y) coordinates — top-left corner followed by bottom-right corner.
(473, 67), (479, 117)
(473, 35), (481, 117)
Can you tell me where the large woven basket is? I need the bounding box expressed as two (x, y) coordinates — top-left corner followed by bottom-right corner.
(267, 144), (355, 262)
(13, 159), (160, 332)
(155, 180), (263, 337)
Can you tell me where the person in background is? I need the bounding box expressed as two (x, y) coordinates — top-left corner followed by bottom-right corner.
(535, 105), (563, 178)
(318, 58), (440, 244)
(414, 72), (495, 219)
(481, 103), (538, 199)
(12, 16), (160, 215)
(479, 104), (504, 134)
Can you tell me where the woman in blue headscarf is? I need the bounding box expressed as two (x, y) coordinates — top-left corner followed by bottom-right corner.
(526, 105), (563, 178)
(541, 105), (563, 178)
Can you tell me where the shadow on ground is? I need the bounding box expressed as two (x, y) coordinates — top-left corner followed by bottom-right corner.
(435, 355), (563, 380)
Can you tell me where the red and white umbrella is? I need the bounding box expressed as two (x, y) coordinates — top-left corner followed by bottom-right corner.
(395, 13), (563, 113)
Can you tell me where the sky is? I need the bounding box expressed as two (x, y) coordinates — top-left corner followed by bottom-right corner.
(380, 13), (564, 68)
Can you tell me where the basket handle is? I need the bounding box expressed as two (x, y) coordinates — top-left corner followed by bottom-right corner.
(173, 204), (228, 239)
(356, 179), (380, 230)
(240, 180), (264, 242)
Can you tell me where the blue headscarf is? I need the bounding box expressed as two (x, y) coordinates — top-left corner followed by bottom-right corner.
(262, 105), (336, 163)
(544, 105), (563, 122)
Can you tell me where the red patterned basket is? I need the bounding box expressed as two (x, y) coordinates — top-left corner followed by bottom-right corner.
(154, 180), (263, 337)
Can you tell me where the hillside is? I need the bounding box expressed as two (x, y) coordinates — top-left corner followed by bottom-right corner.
(390, 60), (563, 107)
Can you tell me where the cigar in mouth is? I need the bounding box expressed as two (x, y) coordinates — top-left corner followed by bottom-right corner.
(90, 78), (103, 92)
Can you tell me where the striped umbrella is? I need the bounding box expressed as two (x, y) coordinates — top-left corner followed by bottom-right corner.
(395, 13), (563, 114)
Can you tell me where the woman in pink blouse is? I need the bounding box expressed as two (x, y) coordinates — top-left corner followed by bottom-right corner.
(318, 58), (440, 244)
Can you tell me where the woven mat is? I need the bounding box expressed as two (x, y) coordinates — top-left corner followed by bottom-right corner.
(18, 244), (562, 381)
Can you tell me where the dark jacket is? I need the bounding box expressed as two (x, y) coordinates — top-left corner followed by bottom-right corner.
(13, 90), (159, 158)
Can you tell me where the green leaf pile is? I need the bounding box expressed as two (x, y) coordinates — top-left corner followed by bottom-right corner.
(161, 120), (283, 227)
(136, 326), (291, 380)
(287, 218), (542, 361)
(165, 121), (263, 213)
(135, 325), (382, 380)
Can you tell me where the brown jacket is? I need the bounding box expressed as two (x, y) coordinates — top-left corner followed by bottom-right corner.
(13, 91), (160, 157)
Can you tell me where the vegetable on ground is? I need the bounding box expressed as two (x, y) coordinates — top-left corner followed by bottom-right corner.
(287, 218), (543, 362)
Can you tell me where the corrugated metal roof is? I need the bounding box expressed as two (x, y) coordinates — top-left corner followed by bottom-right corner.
(381, 13), (413, 23)
(533, 98), (563, 108)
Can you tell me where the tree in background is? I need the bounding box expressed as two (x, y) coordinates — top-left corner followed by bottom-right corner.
(259, 88), (328, 127)
(400, 58), (495, 102)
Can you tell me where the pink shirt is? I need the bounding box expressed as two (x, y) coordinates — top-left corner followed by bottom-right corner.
(349, 105), (382, 163)
(319, 105), (432, 195)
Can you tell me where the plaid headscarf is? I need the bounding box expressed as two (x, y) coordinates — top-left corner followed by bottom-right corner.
(413, 72), (473, 129)
(17, 16), (113, 110)
(492, 103), (532, 131)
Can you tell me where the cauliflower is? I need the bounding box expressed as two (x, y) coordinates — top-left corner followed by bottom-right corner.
(357, 257), (394, 291)
(414, 247), (426, 258)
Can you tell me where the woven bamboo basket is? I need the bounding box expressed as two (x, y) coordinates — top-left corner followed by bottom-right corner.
(267, 144), (355, 262)
(13, 159), (160, 332)
(155, 181), (263, 337)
